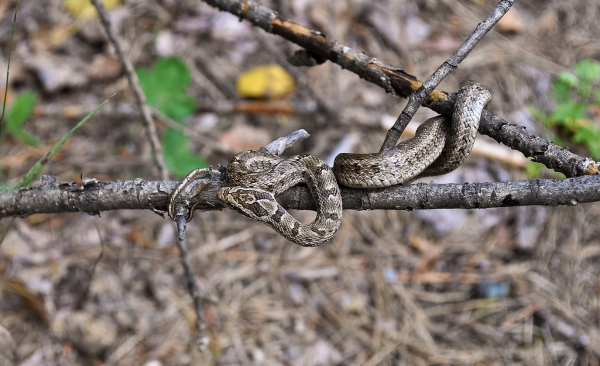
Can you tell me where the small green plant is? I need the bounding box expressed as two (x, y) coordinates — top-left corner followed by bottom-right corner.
(1, 0), (106, 190)
(529, 59), (600, 177)
(11, 98), (111, 189)
(4, 91), (41, 147)
(0, 93), (109, 190)
(137, 57), (208, 177)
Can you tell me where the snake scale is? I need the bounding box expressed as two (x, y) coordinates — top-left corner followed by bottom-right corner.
(169, 81), (491, 247)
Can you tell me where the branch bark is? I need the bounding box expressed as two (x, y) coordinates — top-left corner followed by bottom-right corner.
(2, 2), (598, 220)
(2, 174), (599, 219)
(380, 0), (514, 152)
(199, 0), (599, 178)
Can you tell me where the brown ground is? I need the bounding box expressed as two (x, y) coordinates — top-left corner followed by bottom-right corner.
(1, 0), (600, 365)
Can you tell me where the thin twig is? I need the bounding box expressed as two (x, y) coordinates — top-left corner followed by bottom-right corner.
(379, 0), (515, 152)
(90, 0), (169, 180)
(0, 217), (15, 248)
(76, 221), (105, 310)
(0, 0), (20, 143)
(198, 0), (599, 178)
(152, 107), (235, 154)
(174, 234), (210, 352)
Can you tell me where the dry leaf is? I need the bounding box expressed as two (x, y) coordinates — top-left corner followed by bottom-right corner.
(87, 55), (123, 80)
(220, 123), (272, 151)
(63, 0), (121, 20)
(236, 64), (296, 99)
(496, 7), (526, 34)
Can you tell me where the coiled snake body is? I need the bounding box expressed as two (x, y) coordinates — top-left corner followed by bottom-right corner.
(170, 81), (491, 247)
(217, 152), (342, 247)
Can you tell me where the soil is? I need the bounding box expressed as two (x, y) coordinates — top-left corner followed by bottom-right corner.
(1, 0), (599, 365)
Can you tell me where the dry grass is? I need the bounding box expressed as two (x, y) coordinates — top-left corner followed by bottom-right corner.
(1, 0), (600, 365)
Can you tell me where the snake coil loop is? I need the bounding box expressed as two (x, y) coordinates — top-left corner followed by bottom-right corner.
(171, 81), (491, 246)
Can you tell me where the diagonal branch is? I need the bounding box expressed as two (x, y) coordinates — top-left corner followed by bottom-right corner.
(1, 174), (599, 219)
(90, 0), (169, 180)
(199, 0), (599, 178)
(380, 0), (514, 152)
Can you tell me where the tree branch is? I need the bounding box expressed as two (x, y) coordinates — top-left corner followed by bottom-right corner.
(2, 174), (599, 219)
(380, 0), (514, 152)
(90, 0), (169, 180)
(199, 0), (599, 178)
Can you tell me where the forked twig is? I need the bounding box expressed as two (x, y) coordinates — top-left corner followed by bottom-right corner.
(90, 0), (169, 180)
(379, 0), (515, 152)
(199, 0), (598, 178)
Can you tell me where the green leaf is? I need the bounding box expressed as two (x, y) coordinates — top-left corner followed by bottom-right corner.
(6, 91), (36, 130)
(529, 106), (549, 126)
(136, 68), (160, 105)
(162, 128), (209, 177)
(557, 71), (579, 87)
(136, 58), (194, 120)
(573, 126), (600, 159)
(578, 82), (592, 99)
(162, 127), (188, 154)
(153, 57), (191, 93)
(525, 161), (544, 178)
(588, 142), (600, 159)
(11, 97), (111, 189)
(135, 58), (204, 176)
(157, 93), (196, 121)
(550, 100), (585, 123)
(551, 77), (573, 103)
(575, 59), (600, 83)
(12, 129), (41, 147)
(572, 125), (600, 143)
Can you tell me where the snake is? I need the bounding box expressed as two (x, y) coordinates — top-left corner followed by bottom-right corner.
(169, 81), (491, 247)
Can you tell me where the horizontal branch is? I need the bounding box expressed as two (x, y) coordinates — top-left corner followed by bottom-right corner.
(201, 0), (599, 178)
(2, 174), (599, 219)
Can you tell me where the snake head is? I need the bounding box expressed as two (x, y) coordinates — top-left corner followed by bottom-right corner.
(217, 186), (279, 221)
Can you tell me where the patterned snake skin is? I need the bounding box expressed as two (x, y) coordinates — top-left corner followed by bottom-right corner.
(218, 151), (342, 247)
(171, 81), (491, 246)
(334, 81), (491, 187)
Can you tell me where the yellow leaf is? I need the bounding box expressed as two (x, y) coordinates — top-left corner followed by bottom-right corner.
(63, 0), (121, 20)
(236, 64), (296, 99)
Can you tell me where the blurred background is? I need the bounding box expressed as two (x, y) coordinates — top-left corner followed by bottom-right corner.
(1, 0), (600, 364)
